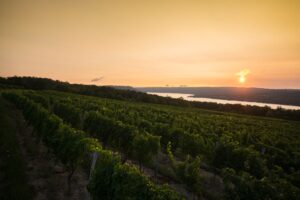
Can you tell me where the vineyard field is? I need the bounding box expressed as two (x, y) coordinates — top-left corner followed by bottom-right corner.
(1, 88), (300, 200)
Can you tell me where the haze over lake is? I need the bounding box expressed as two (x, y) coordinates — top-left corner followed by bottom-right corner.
(148, 92), (300, 110)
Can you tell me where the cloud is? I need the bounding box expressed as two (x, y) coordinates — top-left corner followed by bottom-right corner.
(91, 77), (104, 82)
(236, 69), (250, 77)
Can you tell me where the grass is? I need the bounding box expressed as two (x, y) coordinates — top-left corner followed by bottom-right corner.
(0, 97), (34, 200)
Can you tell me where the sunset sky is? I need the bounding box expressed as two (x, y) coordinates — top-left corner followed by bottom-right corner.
(1, 0), (300, 88)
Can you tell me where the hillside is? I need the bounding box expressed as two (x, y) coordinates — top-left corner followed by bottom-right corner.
(1, 76), (300, 121)
(1, 87), (299, 199)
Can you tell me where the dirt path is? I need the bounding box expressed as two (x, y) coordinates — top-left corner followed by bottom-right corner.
(127, 158), (199, 199)
(4, 96), (223, 200)
(11, 105), (90, 200)
(126, 153), (224, 200)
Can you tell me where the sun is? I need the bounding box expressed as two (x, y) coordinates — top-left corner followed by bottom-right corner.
(236, 69), (250, 84)
(239, 75), (246, 83)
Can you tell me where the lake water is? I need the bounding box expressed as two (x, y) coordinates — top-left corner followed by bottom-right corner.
(148, 92), (300, 110)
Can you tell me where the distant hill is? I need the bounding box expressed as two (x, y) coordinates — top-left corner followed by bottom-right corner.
(136, 87), (300, 106)
(109, 86), (136, 90)
(1, 76), (300, 121)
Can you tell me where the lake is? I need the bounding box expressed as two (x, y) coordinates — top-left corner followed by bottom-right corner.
(148, 92), (300, 110)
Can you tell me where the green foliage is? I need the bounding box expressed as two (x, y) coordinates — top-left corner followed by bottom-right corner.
(176, 156), (202, 192)
(3, 76), (300, 121)
(132, 133), (160, 168)
(221, 168), (300, 200)
(2, 92), (100, 175)
(7, 89), (300, 199)
(88, 150), (182, 200)
(88, 150), (121, 200)
(84, 111), (137, 154)
(166, 142), (174, 164)
(149, 184), (183, 200)
(52, 101), (81, 128)
(23, 91), (49, 109)
(167, 142), (202, 193)
(112, 164), (150, 199)
(213, 135), (267, 178)
(3, 91), (181, 200)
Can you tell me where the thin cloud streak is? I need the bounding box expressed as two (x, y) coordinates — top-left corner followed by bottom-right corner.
(91, 77), (104, 82)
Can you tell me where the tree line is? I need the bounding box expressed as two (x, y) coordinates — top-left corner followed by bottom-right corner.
(1, 76), (300, 121)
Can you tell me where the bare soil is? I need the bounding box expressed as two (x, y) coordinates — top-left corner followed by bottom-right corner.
(11, 108), (89, 200)
(6, 98), (223, 200)
(126, 151), (224, 200)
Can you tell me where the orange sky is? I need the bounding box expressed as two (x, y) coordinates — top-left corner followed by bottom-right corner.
(1, 0), (300, 88)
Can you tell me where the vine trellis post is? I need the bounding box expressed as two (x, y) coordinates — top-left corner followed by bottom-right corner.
(88, 151), (98, 200)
